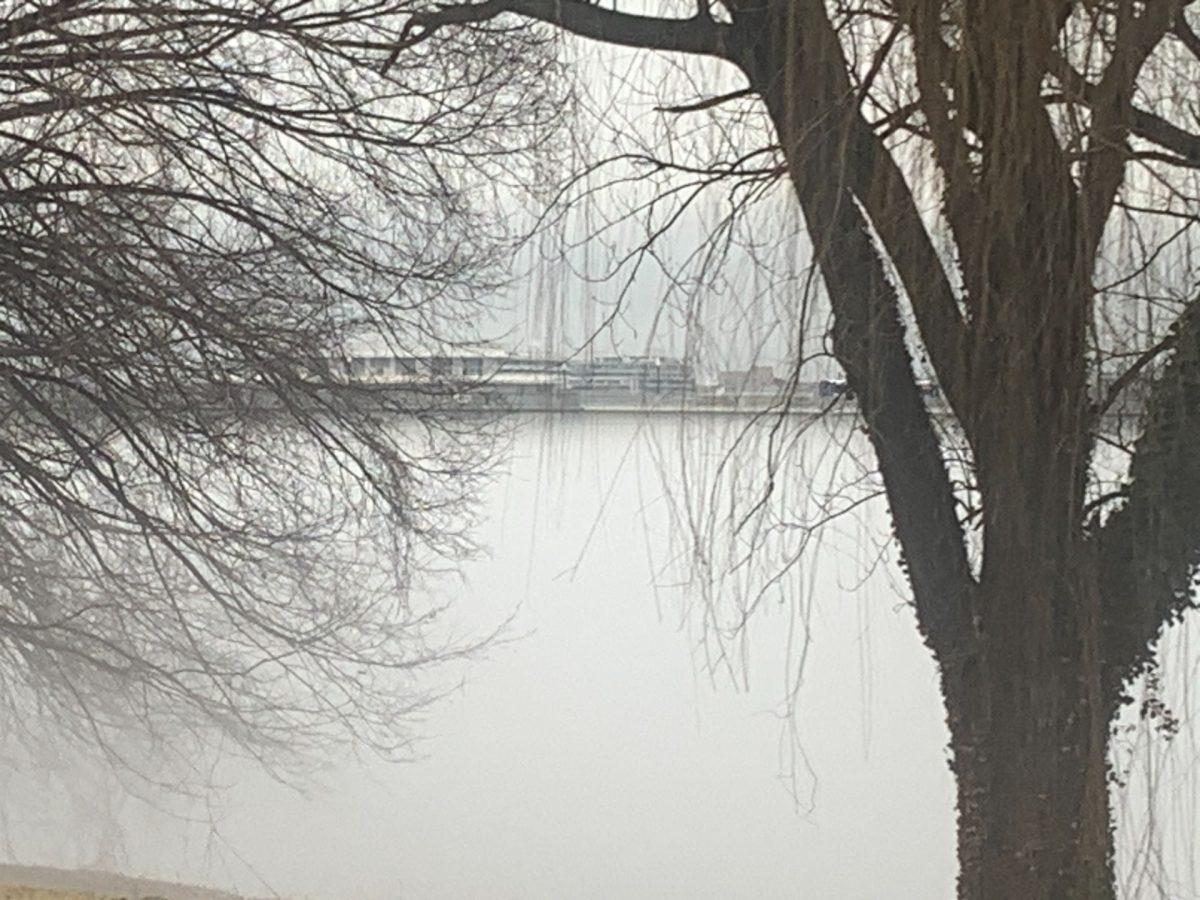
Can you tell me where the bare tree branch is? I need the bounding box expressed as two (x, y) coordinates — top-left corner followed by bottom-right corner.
(0, 0), (563, 778)
(383, 0), (737, 71)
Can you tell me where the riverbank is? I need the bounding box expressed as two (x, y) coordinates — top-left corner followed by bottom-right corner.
(0, 865), (248, 900)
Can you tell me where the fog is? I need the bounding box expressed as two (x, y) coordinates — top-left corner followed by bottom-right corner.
(0, 415), (957, 898)
(232, 415), (956, 899)
(4, 414), (1196, 898)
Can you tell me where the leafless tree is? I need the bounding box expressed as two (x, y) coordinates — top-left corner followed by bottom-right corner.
(391, 1), (1200, 895)
(0, 0), (563, 787)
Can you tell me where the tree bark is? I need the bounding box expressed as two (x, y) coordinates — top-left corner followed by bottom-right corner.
(948, 564), (1114, 898)
(739, 4), (1115, 896)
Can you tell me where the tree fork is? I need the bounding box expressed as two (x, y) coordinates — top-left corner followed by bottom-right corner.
(742, 3), (1115, 895)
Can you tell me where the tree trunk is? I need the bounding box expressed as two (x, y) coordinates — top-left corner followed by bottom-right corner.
(741, 3), (1116, 893)
(948, 558), (1114, 899)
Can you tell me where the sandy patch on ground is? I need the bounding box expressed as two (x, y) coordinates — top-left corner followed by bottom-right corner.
(0, 864), (250, 900)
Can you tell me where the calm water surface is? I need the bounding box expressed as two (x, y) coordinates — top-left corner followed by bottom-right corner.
(209, 415), (958, 898)
(14, 415), (1198, 898)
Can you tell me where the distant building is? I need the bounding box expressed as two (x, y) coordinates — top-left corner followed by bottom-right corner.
(345, 347), (506, 382)
(718, 366), (778, 396)
(342, 348), (700, 404)
(345, 348), (569, 387)
(496, 356), (569, 388)
(566, 356), (694, 395)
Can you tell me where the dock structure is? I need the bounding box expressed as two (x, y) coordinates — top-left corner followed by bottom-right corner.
(335, 350), (1156, 426)
(338, 349), (916, 415)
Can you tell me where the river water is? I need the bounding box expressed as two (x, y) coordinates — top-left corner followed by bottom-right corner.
(8, 414), (1199, 898)
(206, 413), (959, 898)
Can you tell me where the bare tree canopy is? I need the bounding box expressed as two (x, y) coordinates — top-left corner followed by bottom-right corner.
(391, 0), (1200, 895)
(0, 0), (563, 779)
